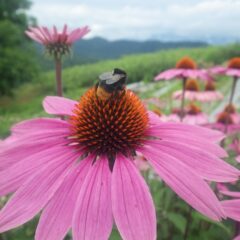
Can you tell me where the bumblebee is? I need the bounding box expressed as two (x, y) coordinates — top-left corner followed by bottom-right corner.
(96, 68), (127, 100)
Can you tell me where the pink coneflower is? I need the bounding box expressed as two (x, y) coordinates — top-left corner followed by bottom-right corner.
(155, 57), (210, 81)
(211, 57), (240, 113)
(199, 80), (224, 102)
(167, 104), (209, 125)
(173, 79), (223, 102)
(205, 110), (240, 134)
(26, 25), (90, 97)
(155, 57), (211, 120)
(0, 69), (239, 239)
(25, 25), (90, 58)
(229, 138), (240, 163)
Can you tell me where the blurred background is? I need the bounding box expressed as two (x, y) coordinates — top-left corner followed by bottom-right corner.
(0, 0), (240, 239)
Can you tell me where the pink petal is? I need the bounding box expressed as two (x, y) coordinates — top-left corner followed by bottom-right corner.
(154, 69), (182, 81)
(35, 157), (91, 240)
(72, 157), (113, 240)
(210, 66), (227, 75)
(144, 140), (239, 182)
(146, 121), (227, 158)
(147, 120), (224, 142)
(0, 133), (68, 171)
(237, 155), (240, 163)
(0, 145), (74, 196)
(43, 96), (77, 116)
(0, 150), (77, 233)
(221, 199), (240, 221)
(220, 191), (240, 198)
(11, 118), (70, 135)
(112, 155), (156, 240)
(140, 145), (225, 221)
(226, 69), (240, 77)
(25, 31), (44, 44)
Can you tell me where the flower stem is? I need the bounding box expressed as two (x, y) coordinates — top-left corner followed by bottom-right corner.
(224, 76), (238, 133)
(55, 57), (63, 97)
(180, 78), (187, 121)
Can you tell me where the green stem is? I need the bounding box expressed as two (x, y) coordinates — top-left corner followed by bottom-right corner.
(55, 57), (63, 97)
(224, 76), (238, 133)
(180, 78), (187, 122)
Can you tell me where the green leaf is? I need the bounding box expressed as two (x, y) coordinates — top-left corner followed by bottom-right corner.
(167, 212), (187, 234)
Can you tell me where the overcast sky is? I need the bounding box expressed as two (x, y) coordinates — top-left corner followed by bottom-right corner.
(29, 0), (240, 43)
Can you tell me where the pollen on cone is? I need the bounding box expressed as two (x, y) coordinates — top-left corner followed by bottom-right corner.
(69, 87), (148, 158)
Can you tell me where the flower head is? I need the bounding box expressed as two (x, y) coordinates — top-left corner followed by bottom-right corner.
(211, 57), (240, 78)
(25, 25), (90, 58)
(172, 79), (223, 102)
(166, 104), (209, 125)
(155, 56), (211, 81)
(205, 109), (240, 134)
(0, 69), (239, 240)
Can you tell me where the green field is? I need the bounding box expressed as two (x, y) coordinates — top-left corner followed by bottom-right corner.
(1, 43), (240, 137)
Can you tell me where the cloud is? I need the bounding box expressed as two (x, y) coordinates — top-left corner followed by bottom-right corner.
(28, 0), (240, 43)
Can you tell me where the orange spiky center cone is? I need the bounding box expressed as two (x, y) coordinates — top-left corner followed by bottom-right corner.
(176, 57), (197, 69)
(228, 57), (240, 69)
(185, 79), (200, 91)
(217, 112), (233, 124)
(224, 104), (236, 114)
(187, 104), (202, 115)
(205, 81), (216, 91)
(69, 87), (148, 167)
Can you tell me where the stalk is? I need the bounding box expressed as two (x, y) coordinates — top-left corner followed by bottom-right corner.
(55, 57), (63, 97)
(224, 76), (238, 133)
(180, 78), (187, 121)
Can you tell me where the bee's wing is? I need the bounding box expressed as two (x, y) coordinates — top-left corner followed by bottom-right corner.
(99, 72), (112, 81)
(105, 74), (123, 85)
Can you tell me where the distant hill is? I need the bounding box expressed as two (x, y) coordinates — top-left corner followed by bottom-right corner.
(37, 37), (208, 69)
(73, 37), (208, 61)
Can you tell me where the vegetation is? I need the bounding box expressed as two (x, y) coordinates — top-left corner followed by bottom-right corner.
(0, 0), (39, 95)
(1, 43), (240, 239)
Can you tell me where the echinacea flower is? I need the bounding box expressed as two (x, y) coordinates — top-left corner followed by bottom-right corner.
(205, 111), (240, 134)
(167, 104), (209, 125)
(199, 80), (224, 102)
(154, 57), (211, 81)
(211, 57), (240, 78)
(0, 69), (239, 240)
(25, 24), (90, 58)
(26, 24), (90, 97)
(211, 57), (240, 109)
(172, 79), (223, 102)
(155, 57), (211, 120)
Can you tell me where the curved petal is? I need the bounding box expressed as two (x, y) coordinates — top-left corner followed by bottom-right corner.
(221, 191), (240, 198)
(154, 69), (182, 81)
(221, 199), (240, 221)
(43, 96), (77, 116)
(0, 130), (69, 171)
(72, 157), (113, 240)
(147, 119), (224, 142)
(0, 150), (77, 233)
(140, 145), (225, 221)
(35, 157), (91, 240)
(11, 118), (70, 135)
(144, 140), (239, 182)
(112, 154), (156, 240)
(0, 145), (74, 196)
